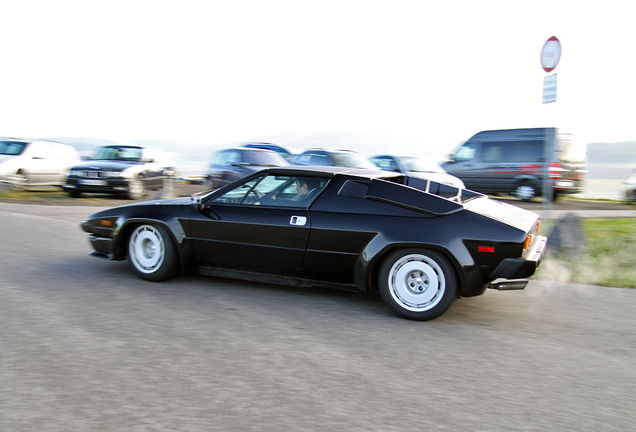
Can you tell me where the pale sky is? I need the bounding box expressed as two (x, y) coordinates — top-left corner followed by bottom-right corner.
(1, 0), (634, 159)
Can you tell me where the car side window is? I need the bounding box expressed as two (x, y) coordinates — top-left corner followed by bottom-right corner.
(454, 143), (476, 162)
(372, 157), (398, 171)
(482, 143), (504, 163)
(210, 177), (262, 204)
(209, 174), (327, 207)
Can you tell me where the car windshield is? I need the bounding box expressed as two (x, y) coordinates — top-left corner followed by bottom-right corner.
(332, 152), (377, 169)
(92, 146), (142, 162)
(401, 157), (445, 173)
(242, 150), (288, 166)
(0, 141), (27, 156)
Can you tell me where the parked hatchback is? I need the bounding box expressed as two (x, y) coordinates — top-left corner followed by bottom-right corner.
(64, 145), (176, 199)
(0, 137), (81, 188)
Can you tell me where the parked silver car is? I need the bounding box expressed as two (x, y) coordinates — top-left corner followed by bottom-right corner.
(370, 154), (465, 189)
(0, 137), (81, 188)
(623, 173), (636, 202)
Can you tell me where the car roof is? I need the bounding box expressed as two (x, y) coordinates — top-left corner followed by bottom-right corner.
(100, 144), (148, 149)
(300, 148), (359, 154)
(263, 165), (394, 179)
(220, 147), (278, 153)
(0, 137), (72, 146)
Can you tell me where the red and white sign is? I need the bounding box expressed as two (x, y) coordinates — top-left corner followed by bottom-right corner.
(540, 36), (561, 73)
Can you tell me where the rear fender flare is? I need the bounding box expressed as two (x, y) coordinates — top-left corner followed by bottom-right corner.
(356, 238), (468, 296)
(513, 174), (540, 183)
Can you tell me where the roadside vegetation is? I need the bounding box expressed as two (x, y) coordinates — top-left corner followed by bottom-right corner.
(540, 218), (636, 288)
(0, 187), (126, 206)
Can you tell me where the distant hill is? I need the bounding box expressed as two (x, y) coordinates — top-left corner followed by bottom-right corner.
(587, 141), (636, 179)
(587, 141), (636, 163)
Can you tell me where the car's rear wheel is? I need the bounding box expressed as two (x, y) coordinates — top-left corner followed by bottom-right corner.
(127, 177), (145, 200)
(514, 182), (536, 201)
(69, 190), (82, 198)
(128, 224), (178, 281)
(379, 249), (458, 321)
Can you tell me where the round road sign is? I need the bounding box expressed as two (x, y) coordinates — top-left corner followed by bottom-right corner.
(540, 36), (561, 72)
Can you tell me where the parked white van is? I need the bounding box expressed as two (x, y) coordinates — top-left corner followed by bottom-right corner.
(0, 138), (81, 188)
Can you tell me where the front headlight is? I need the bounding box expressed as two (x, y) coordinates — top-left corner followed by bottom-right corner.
(70, 170), (82, 176)
(105, 170), (134, 178)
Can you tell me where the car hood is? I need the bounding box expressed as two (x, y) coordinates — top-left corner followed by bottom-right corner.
(72, 160), (141, 171)
(114, 196), (195, 210)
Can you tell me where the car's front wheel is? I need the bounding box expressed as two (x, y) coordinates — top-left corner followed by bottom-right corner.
(127, 177), (145, 200)
(7, 171), (28, 190)
(128, 224), (178, 281)
(379, 249), (458, 321)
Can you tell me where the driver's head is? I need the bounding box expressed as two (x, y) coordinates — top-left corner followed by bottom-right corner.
(296, 178), (320, 195)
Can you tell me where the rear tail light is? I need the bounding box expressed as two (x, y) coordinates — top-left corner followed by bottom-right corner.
(524, 234), (533, 252)
(549, 162), (563, 179)
(523, 219), (541, 256)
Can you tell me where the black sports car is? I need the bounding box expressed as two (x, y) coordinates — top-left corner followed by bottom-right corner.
(81, 166), (547, 321)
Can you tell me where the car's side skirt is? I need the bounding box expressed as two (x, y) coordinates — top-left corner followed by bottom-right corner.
(198, 266), (361, 292)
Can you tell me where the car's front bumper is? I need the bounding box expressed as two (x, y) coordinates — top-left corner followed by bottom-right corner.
(64, 177), (132, 194)
(488, 234), (547, 280)
(86, 234), (115, 258)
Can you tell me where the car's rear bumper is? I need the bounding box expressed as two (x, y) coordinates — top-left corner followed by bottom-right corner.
(488, 234), (547, 280)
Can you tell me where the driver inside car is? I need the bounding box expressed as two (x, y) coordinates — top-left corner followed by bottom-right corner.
(293, 178), (321, 201)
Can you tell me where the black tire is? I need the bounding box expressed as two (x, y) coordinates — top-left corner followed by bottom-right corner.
(379, 249), (458, 321)
(514, 182), (536, 201)
(68, 191), (82, 198)
(127, 224), (178, 281)
(127, 177), (145, 200)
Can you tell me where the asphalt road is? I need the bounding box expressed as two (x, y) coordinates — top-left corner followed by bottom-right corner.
(1, 202), (635, 432)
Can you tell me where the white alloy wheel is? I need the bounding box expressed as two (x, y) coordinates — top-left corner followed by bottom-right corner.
(129, 225), (166, 275)
(387, 253), (446, 312)
(128, 178), (145, 199)
(379, 249), (457, 321)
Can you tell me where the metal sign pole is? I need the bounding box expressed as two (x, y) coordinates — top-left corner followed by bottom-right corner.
(540, 36), (561, 221)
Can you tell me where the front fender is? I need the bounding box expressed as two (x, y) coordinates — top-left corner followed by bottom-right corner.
(112, 217), (194, 269)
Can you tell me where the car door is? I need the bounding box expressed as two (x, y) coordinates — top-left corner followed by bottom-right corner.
(140, 148), (165, 188)
(24, 142), (58, 184)
(189, 174), (313, 271)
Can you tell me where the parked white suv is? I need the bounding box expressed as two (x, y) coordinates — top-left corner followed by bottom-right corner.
(0, 138), (81, 188)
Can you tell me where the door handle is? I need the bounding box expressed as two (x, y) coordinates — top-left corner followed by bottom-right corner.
(290, 216), (307, 226)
